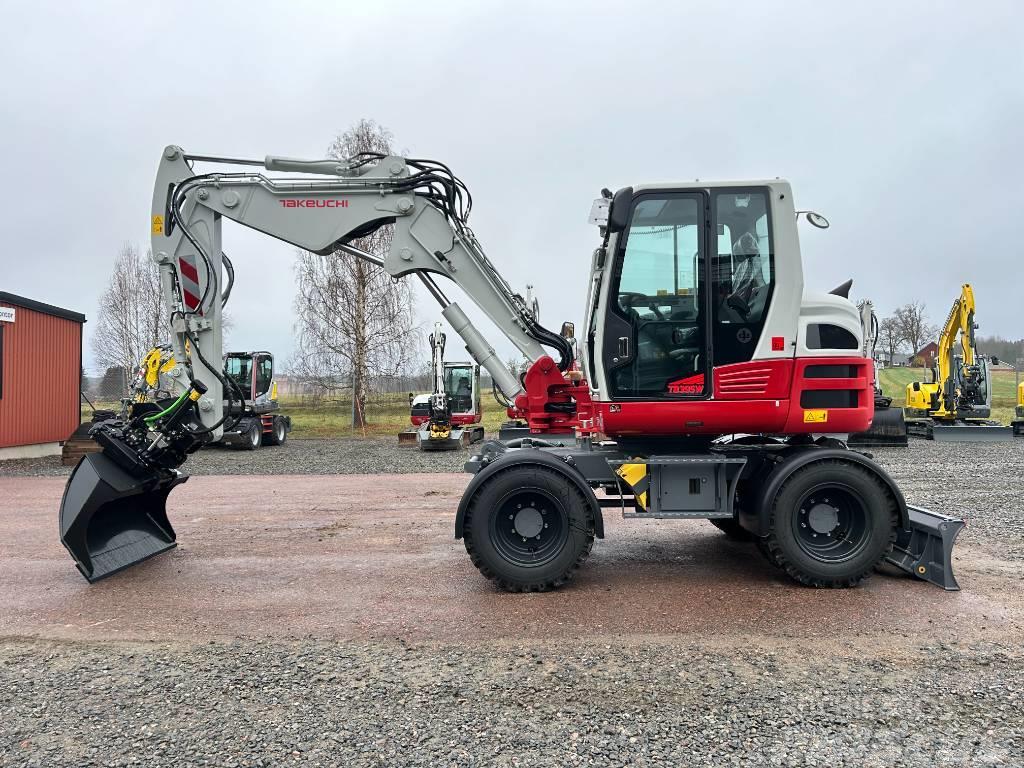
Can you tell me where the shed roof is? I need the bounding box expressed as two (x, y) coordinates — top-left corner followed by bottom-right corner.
(0, 292), (86, 324)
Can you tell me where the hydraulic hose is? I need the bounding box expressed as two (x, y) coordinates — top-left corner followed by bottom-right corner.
(143, 389), (190, 424)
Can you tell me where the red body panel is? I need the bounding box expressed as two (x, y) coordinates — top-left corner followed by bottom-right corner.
(597, 357), (873, 437)
(511, 356), (874, 439)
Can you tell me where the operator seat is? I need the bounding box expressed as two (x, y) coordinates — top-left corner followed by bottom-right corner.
(722, 232), (767, 323)
(453, 377), (472, 412)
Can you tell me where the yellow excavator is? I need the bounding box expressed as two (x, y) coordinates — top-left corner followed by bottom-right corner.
(905, 284), (1011, 441)
(1013, 379), (1024, 437)
(128, 345), (291, 449)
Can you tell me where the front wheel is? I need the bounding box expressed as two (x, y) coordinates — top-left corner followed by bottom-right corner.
(239, 422), (261, 451)
(463, 465), (596, 592)
(762, 459), (897, 588)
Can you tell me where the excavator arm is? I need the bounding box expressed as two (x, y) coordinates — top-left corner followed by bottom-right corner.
(150, 147), (573, 438)
(60, 147), (582, 581)
(934, 283), (977, 399)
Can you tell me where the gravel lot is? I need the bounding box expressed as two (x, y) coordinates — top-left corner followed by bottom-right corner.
(0, 437), (473, 477)
(3, 436), (1020, 559)
(3, 638), (1021, 767)
(2, 437), (1023, 766)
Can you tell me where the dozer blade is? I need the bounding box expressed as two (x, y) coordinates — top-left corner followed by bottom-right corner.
(884, 505), (964, 591)
(930, 424), (1013, 442)
(848, 405), (908, 447)
(59, 452), (186, 583)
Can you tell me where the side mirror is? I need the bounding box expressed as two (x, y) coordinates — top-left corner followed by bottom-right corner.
(796, 210), (830, 229)
(606, 187), (633, 233)
(560, 321), (575, 340)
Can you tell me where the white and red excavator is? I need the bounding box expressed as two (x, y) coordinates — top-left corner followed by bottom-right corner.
(403, 321), (484, 450)
(59, 145), (962, 591)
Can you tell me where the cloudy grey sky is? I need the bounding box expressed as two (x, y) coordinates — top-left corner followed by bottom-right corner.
(1, 0), (1021, 371)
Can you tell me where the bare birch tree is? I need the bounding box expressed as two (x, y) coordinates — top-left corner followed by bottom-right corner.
(877, 315), (904, 366)
(893, 301), (938, 363)
(90, 243), (167, 388)
(292, 119), (418, 426)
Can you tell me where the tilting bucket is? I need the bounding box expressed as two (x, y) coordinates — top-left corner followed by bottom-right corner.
(848, 404), (908, 447)
(59, 452), (186, 582)
(884, 505), (964, 590)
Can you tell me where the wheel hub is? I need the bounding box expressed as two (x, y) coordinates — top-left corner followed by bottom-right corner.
(807, 502), (839, 534)
(513, 506), (544, 538)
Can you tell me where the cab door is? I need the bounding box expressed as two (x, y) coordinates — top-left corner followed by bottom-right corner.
(602, 192), (710, 400)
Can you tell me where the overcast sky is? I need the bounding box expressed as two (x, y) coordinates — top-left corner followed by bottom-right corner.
(1, 0), (1021, 372)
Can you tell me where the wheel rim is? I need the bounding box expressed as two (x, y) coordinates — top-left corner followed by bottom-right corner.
(275, 421), (285, 441)
(250, 426), (260, 447)
(791, 483), (871, 563)
(489, 488), (568, 568)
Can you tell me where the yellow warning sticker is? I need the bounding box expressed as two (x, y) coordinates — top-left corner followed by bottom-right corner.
(151, 215), (164, 235)
(803, 409), (828, 424)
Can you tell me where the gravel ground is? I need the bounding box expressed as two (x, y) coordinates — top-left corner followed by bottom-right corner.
(3, 638), (1021, 768)
(4, 436), (1023, 766)
(0, 437), (473, 477)
(4, 436), (1020, 558)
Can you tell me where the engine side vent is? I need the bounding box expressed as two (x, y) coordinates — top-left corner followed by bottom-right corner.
(804, 364), (860, 379)
(800, 389), (859, 409)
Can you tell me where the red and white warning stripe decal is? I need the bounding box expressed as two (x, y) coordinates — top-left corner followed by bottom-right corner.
(178, 254), (203, 313)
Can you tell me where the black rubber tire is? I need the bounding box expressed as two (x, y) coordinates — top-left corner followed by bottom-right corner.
(463, 465), (595, 592)
(708, 518), (755, 541)
(264, 416), (287, 446)
(756, 536), (785, 569)
(762, 459), (897, 588)
(239, 422), (261, 451)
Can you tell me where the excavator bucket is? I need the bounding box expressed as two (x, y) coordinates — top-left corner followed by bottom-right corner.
(884, 505), (965, 591)
(59, 452), (186, 582)
(848, 402), (908, 447)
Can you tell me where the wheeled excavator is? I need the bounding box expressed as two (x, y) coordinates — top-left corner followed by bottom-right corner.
(401, 321), (485, 450)
(847, 299), (908, 446)
(905, 284), (1011, 441)
(59, 145), (963, 590)
(129, 346), (291, 449)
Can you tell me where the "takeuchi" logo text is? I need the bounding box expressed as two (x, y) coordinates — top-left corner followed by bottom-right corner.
(280, 199), (350, 208)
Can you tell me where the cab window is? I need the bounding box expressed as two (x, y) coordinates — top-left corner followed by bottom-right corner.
(607, 193), (707, 398)
(711, 190), (774, 365)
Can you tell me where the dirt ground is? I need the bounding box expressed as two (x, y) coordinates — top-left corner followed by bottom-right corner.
(2, 473), (1021, 646)
(3, 470), (1024, 766)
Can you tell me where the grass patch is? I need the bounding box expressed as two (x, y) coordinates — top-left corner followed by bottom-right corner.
(879, 367), (1019, 425)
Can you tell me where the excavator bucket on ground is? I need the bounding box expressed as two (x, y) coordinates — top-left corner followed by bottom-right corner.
(59, 452), (185, 582)
(848, 402), (908, 447)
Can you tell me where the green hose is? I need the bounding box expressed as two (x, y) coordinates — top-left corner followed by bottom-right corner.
(144, 389), (191, 424)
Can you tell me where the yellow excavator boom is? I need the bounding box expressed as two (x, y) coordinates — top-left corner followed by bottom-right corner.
(906, 284), (977, 419)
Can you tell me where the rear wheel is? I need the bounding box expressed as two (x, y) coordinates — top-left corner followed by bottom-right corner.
(762, 459), (897, 587)
(463, 465), (595, 592)
(264, 416), (287, 446)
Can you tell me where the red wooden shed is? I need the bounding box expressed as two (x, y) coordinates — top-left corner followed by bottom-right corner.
(0, 292), (85, 459)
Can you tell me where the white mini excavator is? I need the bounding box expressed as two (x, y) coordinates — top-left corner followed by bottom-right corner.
(401, 321), (484, 451)
(59, 145), (963, 590)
